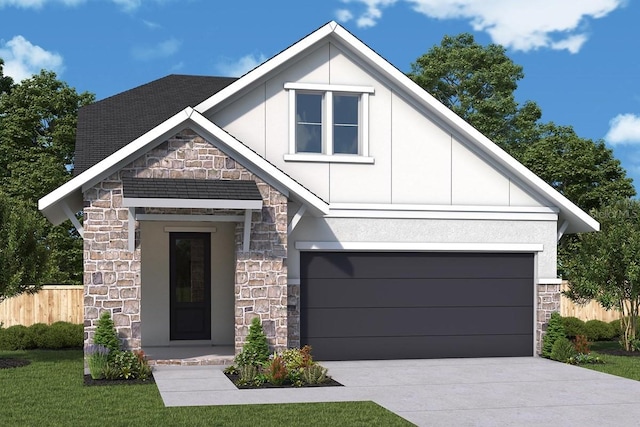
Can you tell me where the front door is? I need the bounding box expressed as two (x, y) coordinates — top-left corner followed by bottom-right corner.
(169, 233), (211, 340)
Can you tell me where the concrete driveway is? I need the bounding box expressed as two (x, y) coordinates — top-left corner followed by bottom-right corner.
(153, 357), (640, 426)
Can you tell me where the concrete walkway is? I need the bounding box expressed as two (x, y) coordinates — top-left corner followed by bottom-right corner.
(153, 357), (640, 426)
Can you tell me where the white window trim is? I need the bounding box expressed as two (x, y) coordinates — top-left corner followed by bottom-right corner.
(285, 82), (374, 162)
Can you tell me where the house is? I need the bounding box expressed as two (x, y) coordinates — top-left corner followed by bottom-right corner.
(38, 21), (598, 361)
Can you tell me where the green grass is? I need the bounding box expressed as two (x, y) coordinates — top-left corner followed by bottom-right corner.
(579, 341), (640, 381)
(0, 350), (411, 427)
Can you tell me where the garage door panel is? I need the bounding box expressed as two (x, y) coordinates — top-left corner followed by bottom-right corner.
(301, 278), (533, 308)
(300, 251), (534, 360)
(308, 335), (533, 361)
(303, 307), (533, 337)
(302, 252), (533, 280)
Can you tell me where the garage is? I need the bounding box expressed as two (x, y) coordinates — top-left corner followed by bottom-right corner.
(300, 251), (534, 361)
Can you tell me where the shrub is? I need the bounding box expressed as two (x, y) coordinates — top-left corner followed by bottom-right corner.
(542, 312), (565, 358)
(550, 337), (576, 362)
(103, 350), (152, 380)
(568, 353), (604, 365)
(43, 322), (83, 349)
(561, 317), (586, 339)
(27, 323), (50, 348)
(93, 311), (121, 355)
(281, 345), (314, 370)
(235, 317), (270, 367)
(302, 364), (328, 384)
(264, 355), (288, 386)
(583, 319), (616, 341)
(237, 364), (263, 387)
(609, 317), (640, 339)
(573, 335), (590, 355)
(0, 325), (34, 350)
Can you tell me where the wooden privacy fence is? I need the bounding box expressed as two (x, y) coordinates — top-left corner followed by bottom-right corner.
(0, 285), (83, 327)
(560, 281), (622, 322)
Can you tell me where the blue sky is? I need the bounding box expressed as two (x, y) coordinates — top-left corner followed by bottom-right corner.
(2, 0), (640, 193)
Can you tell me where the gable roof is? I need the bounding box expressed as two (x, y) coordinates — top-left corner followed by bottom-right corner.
(121, 177), (262, 201)
(74, 74), (236, 175)
(40, 21), (598, 235)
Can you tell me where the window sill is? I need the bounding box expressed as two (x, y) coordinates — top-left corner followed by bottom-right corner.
(283, 154), (375, 164)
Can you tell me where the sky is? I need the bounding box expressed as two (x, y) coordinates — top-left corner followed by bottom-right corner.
(2, 0), (640, 193)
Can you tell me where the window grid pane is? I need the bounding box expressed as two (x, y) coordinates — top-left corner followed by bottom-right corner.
(296, 93), (323, 153)
(333, 95), (359, 154)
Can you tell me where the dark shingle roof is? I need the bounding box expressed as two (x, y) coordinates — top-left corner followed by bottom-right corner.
(74, 74), (237, 175)
(121, 178), (262, 200)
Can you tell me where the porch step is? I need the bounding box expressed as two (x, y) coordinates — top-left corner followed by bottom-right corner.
(149, 355), (234, 366)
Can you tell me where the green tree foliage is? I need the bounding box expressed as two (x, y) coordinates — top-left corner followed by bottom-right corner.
(520, 123), (635, 213)
(408, 33), (541, 153)
(0, 67), (94, 287)
(408, 33), (635, 210)
(564, 199), (640, 351)
(0, 59), (13, 96)
(93, 311), (121, 355)
(0, 192), (48, 302)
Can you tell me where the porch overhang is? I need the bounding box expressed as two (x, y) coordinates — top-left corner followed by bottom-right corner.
(121, 177), (263, 252)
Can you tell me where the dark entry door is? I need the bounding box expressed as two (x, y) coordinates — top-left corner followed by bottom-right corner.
(170, 233), (211, 340)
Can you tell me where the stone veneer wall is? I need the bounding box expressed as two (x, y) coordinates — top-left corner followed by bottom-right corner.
(536, 283), (561, 355)
(83, 129), (287, 353)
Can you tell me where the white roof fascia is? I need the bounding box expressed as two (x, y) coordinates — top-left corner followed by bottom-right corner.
(187, 110), (329, 215)
(38, 108), (195, 225)
(194, 22), (337, 114)
(328, 24), (599, 234)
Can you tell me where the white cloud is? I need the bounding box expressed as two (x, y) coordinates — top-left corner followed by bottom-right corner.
(0, 0), (172, 11)
(605, 114), (640, 145)
(215, 53), (267, 77)
(340, 0), (624, 52)
(0, 35), (64, 81)
(143, 19), (162, 29)
(131, 38), (180, 61)
(335, 8), (354, 23)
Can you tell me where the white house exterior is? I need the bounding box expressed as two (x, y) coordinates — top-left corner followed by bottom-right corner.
(39, 22), (598, 361)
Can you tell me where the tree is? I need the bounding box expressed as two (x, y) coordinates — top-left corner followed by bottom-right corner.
(520, 123), (635, 213)
(563, 199), (640, 351)
(408, 33), (541, 153)
(0, 59), (13, 96)
(0, 68), (94, 285)
(0, 192), (48, 302)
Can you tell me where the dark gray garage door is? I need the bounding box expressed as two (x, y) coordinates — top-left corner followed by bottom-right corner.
(300, 252), (534, 361)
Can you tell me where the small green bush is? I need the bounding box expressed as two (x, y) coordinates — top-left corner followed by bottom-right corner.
(542, 312), (565, 358)
(302, 364), (328, 384)
(103, 349), (152, 380)
(235, 317), (270, 367)
(584, 319), (616, 341)
(93, 311), (121, 355)
(0, 325), (33, 350)
(27, 323), (50, 348)
(550, 337), (576, 362)
(42, 322), (83, 349)
(609, 317), (640, 339)
(561, 317), (586, 339)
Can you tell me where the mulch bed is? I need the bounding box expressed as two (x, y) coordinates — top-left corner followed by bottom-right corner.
(224, 372), (342, 389)
(0, 358), (31, 369)
(596, 348), (640, 357)
(83, 373), (156, 386)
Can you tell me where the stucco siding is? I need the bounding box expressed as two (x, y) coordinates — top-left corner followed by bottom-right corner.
(289, 217), (557, 280)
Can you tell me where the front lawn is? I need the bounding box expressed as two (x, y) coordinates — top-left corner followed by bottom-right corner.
(580, 341), (640, 382)
(0, 350), (411, 427)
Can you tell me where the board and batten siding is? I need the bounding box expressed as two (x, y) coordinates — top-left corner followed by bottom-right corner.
(211, 39), (545, 209)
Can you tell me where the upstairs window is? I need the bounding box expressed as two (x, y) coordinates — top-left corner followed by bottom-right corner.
(285, 83), (374, 163)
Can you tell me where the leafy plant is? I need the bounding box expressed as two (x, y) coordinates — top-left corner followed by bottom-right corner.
(93, 312), (120, 356)
(550, 337), (576, 363)
(302, 364), (328, 385)
(568, 353), (604, 365)
(264, 355), (288, 386)
(237, 364), (263, 387)
(85, 344), (110, 379)
(573, 335), (590, 355)
(542, 312), (565, 358)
